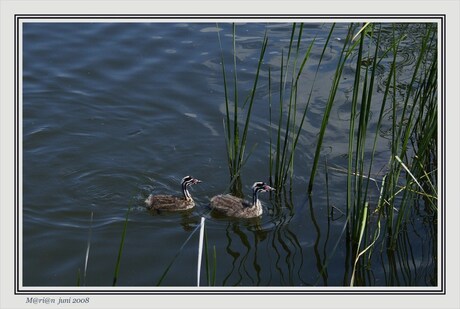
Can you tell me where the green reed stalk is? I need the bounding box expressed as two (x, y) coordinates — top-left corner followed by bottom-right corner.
(268, 67), (273, 185)
(385, 25), (400, 242)
(112, 207), (130, 286)
(350, 23), (437, 263)
(308, 24), (361, 194)
(344, 22), (437, 263)
(211, 245), (217, 286)
(232, 24), (240, 175)
(204, 239), (217, 286)
(387, 24), (436, 249)
(355, 25), (392, 264)
(271, 24), (297, 190)
(408, 46), (438, 212)
(218, 23), (268, 191)
(278, 24), (300, 184)
(238, 34), (268, 169)
(274, 49), (284, 189)
(302, 22), (437, 282)
(350, 202), (369, 286)
(269, 23), (327, 191)
(350, 66), (373, 274)
(346, 23), (365, 224)
(317, 23), (436, 284)
(76, 268), (81, 286)
(203, 236), (217, 286)
(204, 227), (210, 285)
(349, 24), (384, 244)
(217, 24), (234, 180)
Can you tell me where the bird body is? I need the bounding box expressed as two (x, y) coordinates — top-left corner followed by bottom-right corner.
(145, 176), (201, 211)
(145, 194), (196, 211)
(210, 182), (274, 218)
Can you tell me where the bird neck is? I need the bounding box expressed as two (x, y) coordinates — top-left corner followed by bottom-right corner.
(182, 183), (192, 201)
(252, 189), (260, 207)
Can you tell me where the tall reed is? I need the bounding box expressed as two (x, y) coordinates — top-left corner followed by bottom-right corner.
(308, 24), (362, 194)
(344, 23), (438, 283)
(363, 24), (438, 254)
(269, 23), (332, 192)
(112, 207), (130, 286)
(294, 22), (438, 285)
(218, 23), (268, 194)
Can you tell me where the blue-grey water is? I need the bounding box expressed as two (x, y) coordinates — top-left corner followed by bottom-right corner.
(22, 22), (436, 287)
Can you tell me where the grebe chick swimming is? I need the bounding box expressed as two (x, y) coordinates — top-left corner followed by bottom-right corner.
(210, 182), (275, 218)
(145, 176), (202, 211)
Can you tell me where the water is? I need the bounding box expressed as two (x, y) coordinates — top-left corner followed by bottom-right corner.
(22, 22), (436, 287)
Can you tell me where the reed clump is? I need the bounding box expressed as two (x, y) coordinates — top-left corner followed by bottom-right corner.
(218, 22), (437, 286)
(218, 23), (268, 195)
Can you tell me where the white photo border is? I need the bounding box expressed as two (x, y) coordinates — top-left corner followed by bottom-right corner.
(1, 1), (459, 308)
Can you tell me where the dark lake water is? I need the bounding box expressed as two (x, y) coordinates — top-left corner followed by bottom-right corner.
(22, 22), (437, 287)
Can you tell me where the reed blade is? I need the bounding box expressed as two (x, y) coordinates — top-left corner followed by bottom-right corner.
(112, 207), (130, 286)
(83, 211), (94, 286)
(197, 217), (206, 287)
(308, 24), (361, 194)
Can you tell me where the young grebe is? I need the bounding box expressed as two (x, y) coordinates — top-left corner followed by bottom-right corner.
(145, 176), (202, 211)
(210, 182), (274, 218)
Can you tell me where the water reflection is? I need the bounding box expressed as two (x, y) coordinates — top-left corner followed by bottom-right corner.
(222, 222), (263, 286)
(215, 191), (311, 286)
(146, 209), (200, 232)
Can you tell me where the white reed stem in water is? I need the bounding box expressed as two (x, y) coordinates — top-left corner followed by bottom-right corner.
(197, 217), (206, 287)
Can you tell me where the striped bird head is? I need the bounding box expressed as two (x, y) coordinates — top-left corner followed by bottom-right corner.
(181, 175), (202, 186)
(252, 181), (275, 193)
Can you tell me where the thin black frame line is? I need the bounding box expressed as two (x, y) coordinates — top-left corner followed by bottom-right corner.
(15, 13), (20, 295)
(15, 14), (446, 295)
(14, 14), (446, 20)
(441, 14), (446, 293)
(14, 291), (445, 295)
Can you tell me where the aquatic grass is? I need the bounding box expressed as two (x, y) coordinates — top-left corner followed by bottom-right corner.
(350, 202), (369, 286)
(299, 22), (438, 284)
(112, 207), (131, 286)
(266, 24), (380, 205)
(203, 224), (217, 286)
(346, 23), (385, 244)
(220, 22), (436, 285)
(83, 211), (94, 286)
(205, 240), (217, 287)
(346, 23), (437, 284)
(308, 23), (362, 194)
(395, 155), (431, 199)
(218, 23), (269, 194)
(76, 268), (81, 286)
(373, 23), (438, 250)
(334, 23), (385, 244)
(76, 211), (94, 286)
(211, 245), (217, 286)
(269, 23), (331, 191)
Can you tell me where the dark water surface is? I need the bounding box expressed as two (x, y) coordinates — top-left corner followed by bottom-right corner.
(22, 22), (436, 286)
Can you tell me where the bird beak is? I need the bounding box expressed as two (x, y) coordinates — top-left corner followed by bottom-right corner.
(194, 179), (202, 184)
(264, 185), (275, 191)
